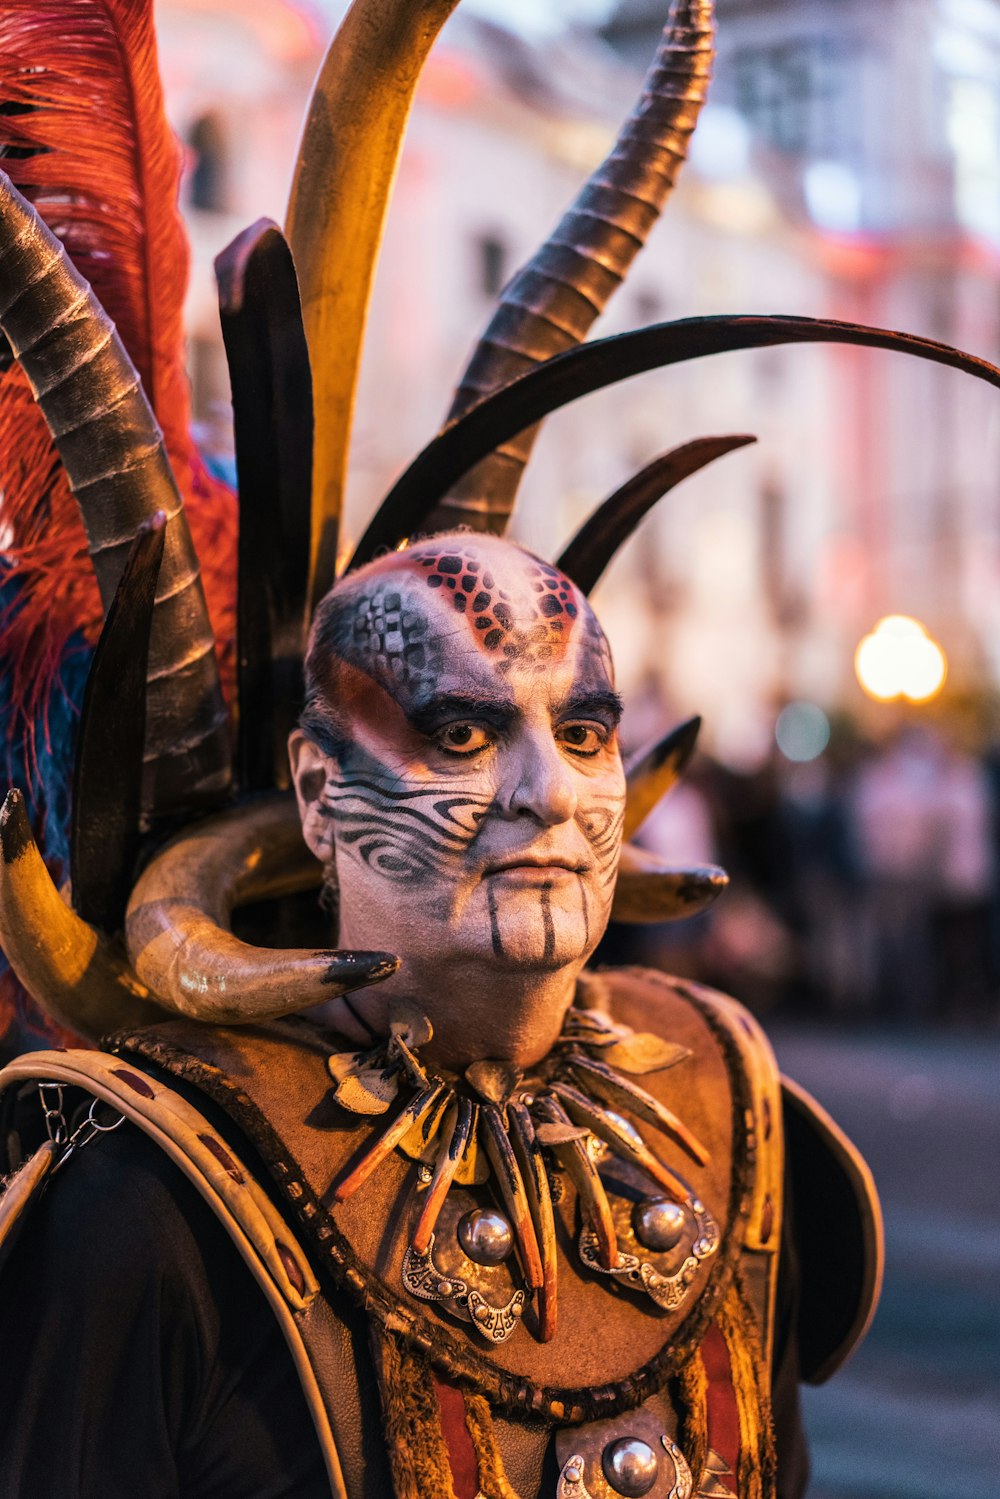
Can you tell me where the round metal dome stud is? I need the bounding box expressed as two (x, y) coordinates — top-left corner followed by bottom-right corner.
(602, 1437), (660, 1497)
(458, 1207), (514, 1265)
(633, 1197), (687, 1253)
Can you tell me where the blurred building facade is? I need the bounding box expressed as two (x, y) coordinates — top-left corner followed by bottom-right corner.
(156, 0), (1000, 763)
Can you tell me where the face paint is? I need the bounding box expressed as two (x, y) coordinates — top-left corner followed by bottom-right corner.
(297, 535), (625, 975)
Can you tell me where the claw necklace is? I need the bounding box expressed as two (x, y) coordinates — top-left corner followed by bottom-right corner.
(327, 989), (719, 1344)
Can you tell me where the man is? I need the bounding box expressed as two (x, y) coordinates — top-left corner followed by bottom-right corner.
(0, 0), (934, 1491)
(0, 530), (861, 1498)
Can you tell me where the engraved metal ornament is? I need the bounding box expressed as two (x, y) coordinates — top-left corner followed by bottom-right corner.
(579, 1194), (719, 1312)
(660, 1437), (694, 1499)
(402, 1187), (526, 1342)
(557, 1455), (593, 1499)
(557, 1436), (693, 1499)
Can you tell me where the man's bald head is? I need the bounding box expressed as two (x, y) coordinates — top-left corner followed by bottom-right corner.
(301, 533), (612, 757)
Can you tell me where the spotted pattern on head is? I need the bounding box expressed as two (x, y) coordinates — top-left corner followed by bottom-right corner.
(412, 542), (580, 674)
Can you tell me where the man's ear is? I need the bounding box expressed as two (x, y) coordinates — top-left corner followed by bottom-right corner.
(289, 730), (338, 863)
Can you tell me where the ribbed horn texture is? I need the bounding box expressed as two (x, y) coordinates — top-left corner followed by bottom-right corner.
(421, 0), (715, 536)
(0, 173), (231, 816)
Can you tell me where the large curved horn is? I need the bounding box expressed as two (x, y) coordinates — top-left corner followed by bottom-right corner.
(419, 0), (716, 537)
(125, 796), (399, 1024)
(611, 843), (728, 923)
(557, 436), (755, 594)
(286, 0), (461, 602)
(623, 717), (701, 842)
(0, 791), (168, 1040)
(348, 314), (1000, 568)
(0, 172), (230, 816)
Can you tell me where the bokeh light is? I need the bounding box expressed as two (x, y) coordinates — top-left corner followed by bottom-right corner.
(775, 701), (831, 762)
(854, 615), (947, 703)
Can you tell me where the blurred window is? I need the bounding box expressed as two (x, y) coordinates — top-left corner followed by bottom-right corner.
(475, 233), (507, 299)
(731, 37), (853, 157)
(188, 112), (229, 213)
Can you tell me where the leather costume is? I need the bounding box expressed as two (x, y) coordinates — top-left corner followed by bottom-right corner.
(0, 967), (879, 1498)
(2, 0), (989, 1493)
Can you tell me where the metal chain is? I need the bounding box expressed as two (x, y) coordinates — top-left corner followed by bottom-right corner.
(37, 1084), (125, 1175)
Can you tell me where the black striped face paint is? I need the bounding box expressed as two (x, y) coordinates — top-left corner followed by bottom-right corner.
(295, 535), (625, 973)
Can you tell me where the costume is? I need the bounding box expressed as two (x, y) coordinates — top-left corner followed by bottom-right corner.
(5, 0), (990, 1493)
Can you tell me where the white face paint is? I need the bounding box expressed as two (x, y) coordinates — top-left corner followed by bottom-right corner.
(292, 536), (626, 978)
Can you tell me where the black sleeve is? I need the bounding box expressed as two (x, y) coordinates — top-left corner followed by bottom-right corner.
(0, 1123), (328, 1499)
(770, 1162), (811, 1499)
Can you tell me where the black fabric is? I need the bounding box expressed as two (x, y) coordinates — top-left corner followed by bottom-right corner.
(0, 1123), (329, 1499)
(772, 1161), (810, 1499)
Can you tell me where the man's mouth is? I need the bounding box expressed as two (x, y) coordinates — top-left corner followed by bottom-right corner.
(483, 855), (587, 880)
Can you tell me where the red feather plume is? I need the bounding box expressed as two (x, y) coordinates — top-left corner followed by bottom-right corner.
(0, 0), (238, 763)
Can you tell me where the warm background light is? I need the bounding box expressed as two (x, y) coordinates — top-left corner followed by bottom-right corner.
(854, 615), (947, 703)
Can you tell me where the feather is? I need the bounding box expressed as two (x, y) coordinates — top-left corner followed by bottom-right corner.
(0, 0), (237, 773)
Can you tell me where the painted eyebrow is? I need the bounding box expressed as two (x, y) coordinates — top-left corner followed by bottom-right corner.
(406, 693), (519, 735)
(557, 690), (624, 726)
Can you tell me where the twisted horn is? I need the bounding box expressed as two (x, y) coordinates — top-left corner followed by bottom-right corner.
(349, 313), (1000, 568)
(0, 172), (230, 815)
(611, 843), (728, 923)
(556, 436), (755, 595)
(286, 0), (461, 601)
(124, 795), (399, 1024)
(623, 716), (701, 842)
(0, 791), (168, 1040)
(420, 0), (715, 537)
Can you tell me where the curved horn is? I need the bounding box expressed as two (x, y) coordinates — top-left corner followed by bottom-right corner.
(0, 172), (230, 816)
(349, 314), (1000, 569)
(623, 716), (701, 842)
(286, 0), (461, 602)
(125, 795), (399, 1024)
(0, 790), (168, 1040)
(419, 0), (716, 537)
(557, 435), (755, 594)
(611, 843), (728, 923)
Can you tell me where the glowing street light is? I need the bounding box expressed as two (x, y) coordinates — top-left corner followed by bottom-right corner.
(854, 615), (947, 703)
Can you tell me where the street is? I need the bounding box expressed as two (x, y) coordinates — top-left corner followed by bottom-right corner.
(769, 1023), (1000, 1499)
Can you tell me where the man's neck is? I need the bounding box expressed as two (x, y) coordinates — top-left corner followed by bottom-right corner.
(314, 951), (584, 1072)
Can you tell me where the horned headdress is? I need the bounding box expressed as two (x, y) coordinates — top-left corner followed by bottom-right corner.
(2, 0), (1000, 1045)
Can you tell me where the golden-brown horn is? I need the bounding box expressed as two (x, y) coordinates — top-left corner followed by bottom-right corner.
(0, 173), (230, 816)
(612, 842), (728, 923)
(286, 0), (461, 598)
(124, 794), (399, 1023)
(0, 791), (168, 1040)
(623, 717), (702, 842)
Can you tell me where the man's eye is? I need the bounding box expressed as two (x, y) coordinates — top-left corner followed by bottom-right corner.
(435, 723), (492, 755)
(557, 723), (606, 756)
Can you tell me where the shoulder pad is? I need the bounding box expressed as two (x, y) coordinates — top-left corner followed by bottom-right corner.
(782, 1075), (884, 1384)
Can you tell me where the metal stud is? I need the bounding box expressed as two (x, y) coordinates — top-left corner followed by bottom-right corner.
(602, 1437), (660, 1496)
(457, 1206), (514, 1265)
(633, 1197), (687, 1252)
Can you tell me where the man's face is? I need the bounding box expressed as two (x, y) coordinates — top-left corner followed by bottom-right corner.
(291, 535), (625, 973)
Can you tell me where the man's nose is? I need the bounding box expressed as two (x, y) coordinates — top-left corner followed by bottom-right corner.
(498, 730), (578, 826)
